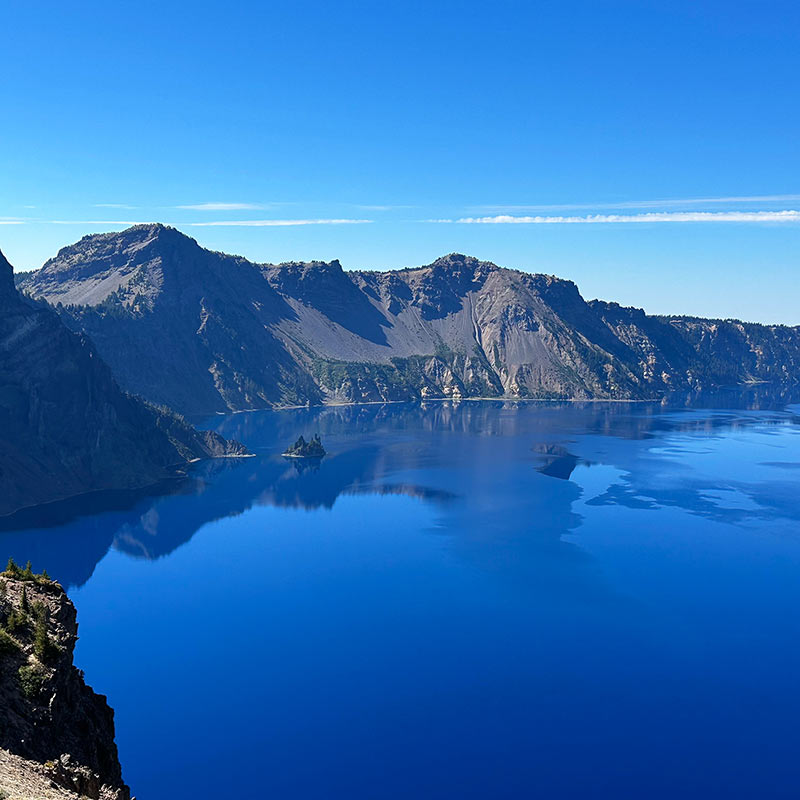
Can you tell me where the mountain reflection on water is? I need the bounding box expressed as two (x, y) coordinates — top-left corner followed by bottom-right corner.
(1, 385), (799, 590)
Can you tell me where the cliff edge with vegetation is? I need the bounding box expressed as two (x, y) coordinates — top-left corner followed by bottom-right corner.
(0, 561), (129, 800)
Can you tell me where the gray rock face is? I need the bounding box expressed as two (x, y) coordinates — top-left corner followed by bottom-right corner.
(0, 246), (247, 517)
(22, 225), (320, 414)
(0, 569), (129, 799)
(18, 225), (800, 415)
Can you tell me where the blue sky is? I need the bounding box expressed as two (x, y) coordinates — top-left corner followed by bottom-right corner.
(1, 0), (798, 323)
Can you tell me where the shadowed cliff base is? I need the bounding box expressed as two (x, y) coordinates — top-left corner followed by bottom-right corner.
(0, 246), (249, 517)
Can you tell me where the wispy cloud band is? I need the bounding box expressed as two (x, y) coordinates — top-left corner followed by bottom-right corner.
(46, 220), (146, 226)
(473, 195), (800, 212)
(0, 218), (372, 227)
(177, 202), (268, 211)
(452, 210), (800, 224)
(188, 219), (372, 227)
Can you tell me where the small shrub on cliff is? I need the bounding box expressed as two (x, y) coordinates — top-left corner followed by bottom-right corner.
(20, 586), (30, 613)
(3, 558), (53, 585)
(33, 606), (59, 664)
(0, 628), (19, 657)
(5, 608), (28, 636)
(4, 557), (21, 578)
(18, 664), (46, 700)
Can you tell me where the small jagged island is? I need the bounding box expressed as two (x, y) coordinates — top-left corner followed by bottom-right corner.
(0, 560), (129, 800)
(282, 434), (326, 458)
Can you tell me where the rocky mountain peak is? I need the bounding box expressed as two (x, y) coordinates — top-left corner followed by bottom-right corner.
(265, 258), (350, 298)
(430, 252), (475, 266)
(428, 253), (496, 273)
(43, 224), (195, 273)
(117, 222), (198, 251)
(19, 224), (211, 308)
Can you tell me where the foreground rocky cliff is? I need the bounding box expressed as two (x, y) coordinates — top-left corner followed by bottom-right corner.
(0, 563), (128, 799)
(18, 224), (800, 415)
(0, 247), (247, 517)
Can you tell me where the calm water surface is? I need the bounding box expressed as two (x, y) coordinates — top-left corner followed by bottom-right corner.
(3, 395), (800, 798)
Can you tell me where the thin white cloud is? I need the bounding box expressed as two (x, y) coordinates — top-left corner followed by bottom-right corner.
(94, 203), (138, 209)
(188, 219), (372, 227)
(14, 218), (371, 227)
(474, 195), (800, 212)
(176, 202), (268, 211)
(454, 210), (800, 224)
(45, 220), (146, 226)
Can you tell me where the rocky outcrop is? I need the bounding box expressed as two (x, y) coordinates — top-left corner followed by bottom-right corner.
(18, 226), (800, 415)
(591, 301), (800, 390)
(0, 246), (247, 517)
(282, 434), (326, 458)
(0, 564), (128, 799)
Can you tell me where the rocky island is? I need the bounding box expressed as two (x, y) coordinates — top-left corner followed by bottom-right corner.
(0, 561), (129, 800)
(282, 434), (326, 458)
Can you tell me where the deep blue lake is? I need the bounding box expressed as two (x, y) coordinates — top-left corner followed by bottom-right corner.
(3, 394), (800, 798)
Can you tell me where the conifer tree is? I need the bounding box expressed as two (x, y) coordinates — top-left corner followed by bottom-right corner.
(34, 615), (52, 662)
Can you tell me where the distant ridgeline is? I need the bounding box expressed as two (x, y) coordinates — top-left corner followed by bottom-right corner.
(16, 224), (800, 417)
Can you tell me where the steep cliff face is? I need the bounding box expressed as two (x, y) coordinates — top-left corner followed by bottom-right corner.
(0, 566), (128, 799)
(18, 226), (800, 415)
(0, 246), (247, 517)
(335, 255), (651, 400)
(591, 301), (800, 390)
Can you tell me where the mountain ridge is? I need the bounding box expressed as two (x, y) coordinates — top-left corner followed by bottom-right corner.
(17, 225), (800, 416)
